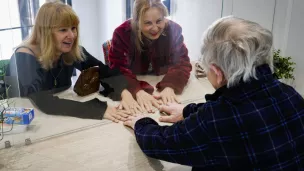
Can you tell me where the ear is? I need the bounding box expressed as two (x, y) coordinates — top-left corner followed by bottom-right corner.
(210, 64), (225, 85)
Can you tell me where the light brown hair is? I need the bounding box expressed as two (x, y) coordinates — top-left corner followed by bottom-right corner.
(22, 1), (83, 69)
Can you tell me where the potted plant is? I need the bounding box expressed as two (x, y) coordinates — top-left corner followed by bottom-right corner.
(273, 49), (296, 85)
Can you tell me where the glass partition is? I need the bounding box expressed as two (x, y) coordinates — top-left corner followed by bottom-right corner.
(0, 0), (216, 149)
(0, 0), (113, 149)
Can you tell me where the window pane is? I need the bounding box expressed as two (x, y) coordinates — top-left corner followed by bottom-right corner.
(0, 0), (21, 29)
(0, 29), (22, 60)
(40, 0), (46, 6)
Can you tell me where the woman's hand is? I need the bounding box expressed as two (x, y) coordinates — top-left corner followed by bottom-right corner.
(136, 90), (162, 113)
(103, 106), (132, 123)
(119, 89), (143, 115)
(154, 87), (180, 105)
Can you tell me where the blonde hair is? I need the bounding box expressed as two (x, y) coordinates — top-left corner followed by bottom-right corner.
(131, 0), (168, 52)
(22, 1), (83, 70)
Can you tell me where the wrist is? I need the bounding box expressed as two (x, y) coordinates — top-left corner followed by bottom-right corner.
(163, 87), (175, 93)
(136, 89), (144, 96)
(179, 114), (184, 121)
(165, 87), (173, 90)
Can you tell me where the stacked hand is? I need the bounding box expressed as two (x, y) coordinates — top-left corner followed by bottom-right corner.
(136, 90), (162, 113)
(123, 102), (185, 130)
(119, 89), (143, 114)
(123, 115), (146, 129)
(103, 106), (132, 123)
(154, 87), (180, 105)
(118, 87), (180, 117)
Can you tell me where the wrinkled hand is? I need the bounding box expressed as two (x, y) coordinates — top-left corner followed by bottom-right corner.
(119, 89), (143, 115)
(103, 106), (132, 123)
(159, 102), (185, 123)
(123, 115), (146, 129)
(154, 87), (179, 105)
(136, 90), (161, 113)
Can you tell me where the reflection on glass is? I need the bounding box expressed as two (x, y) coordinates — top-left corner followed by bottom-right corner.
(0, 0), (207, 150)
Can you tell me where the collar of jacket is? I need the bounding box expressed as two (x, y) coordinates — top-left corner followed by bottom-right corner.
(205, 64), (275, 101)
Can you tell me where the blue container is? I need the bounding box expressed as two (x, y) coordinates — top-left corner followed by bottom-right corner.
(2, 108), (34, 125)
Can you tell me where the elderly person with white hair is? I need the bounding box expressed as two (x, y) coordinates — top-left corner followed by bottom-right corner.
(124, 16), (304, 170)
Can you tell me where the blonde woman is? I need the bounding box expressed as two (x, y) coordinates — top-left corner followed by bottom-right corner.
(109, 0), (192, 114)
(7, 1), (130, 122)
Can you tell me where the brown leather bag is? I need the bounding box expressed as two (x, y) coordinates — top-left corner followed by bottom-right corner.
(73, 67), (100, 96)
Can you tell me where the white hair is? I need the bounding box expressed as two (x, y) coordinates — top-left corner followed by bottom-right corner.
(200, 16), (273, 87)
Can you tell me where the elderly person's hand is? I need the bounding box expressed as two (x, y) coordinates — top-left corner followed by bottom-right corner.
(119, 89), (143, 115)
(154, 87), (180, 105)
(103, 106), (132, 123)
(123, 115), (147, 129)
(158, 103), (185, 123)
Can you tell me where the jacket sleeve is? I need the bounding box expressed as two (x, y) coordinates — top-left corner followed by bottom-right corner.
(156, 25), (192, 94)
(182, 103), (205, 118)
(133, 107), (210, 167)
(108, 28), (154, 97)
(28, 90), (107, 119)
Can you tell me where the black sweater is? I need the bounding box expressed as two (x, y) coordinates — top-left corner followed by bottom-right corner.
(6, 46), (127, 120)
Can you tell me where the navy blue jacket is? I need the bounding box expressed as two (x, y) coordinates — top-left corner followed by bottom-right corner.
(134, 64), (304, 170)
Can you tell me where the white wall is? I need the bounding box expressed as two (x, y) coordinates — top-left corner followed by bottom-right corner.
(171, 0), (222, 61)
(72, 0), (125, 62)
(285, 0), (304, 95)
(98, 0), (125, 63)
(222, 0), (276, 43)
(272, 0), (292, 52)
(72, 0), (100, 60)
(229, 0), (276, 31)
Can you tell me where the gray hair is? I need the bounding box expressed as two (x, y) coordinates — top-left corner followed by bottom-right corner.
(200, 16), (273, 87)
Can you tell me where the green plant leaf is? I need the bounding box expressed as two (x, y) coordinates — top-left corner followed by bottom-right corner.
(273, 49), (296, 80)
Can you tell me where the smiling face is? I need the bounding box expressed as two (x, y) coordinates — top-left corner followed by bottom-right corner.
(140, 7), (166, 40)
(53, 26), (77, 54)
